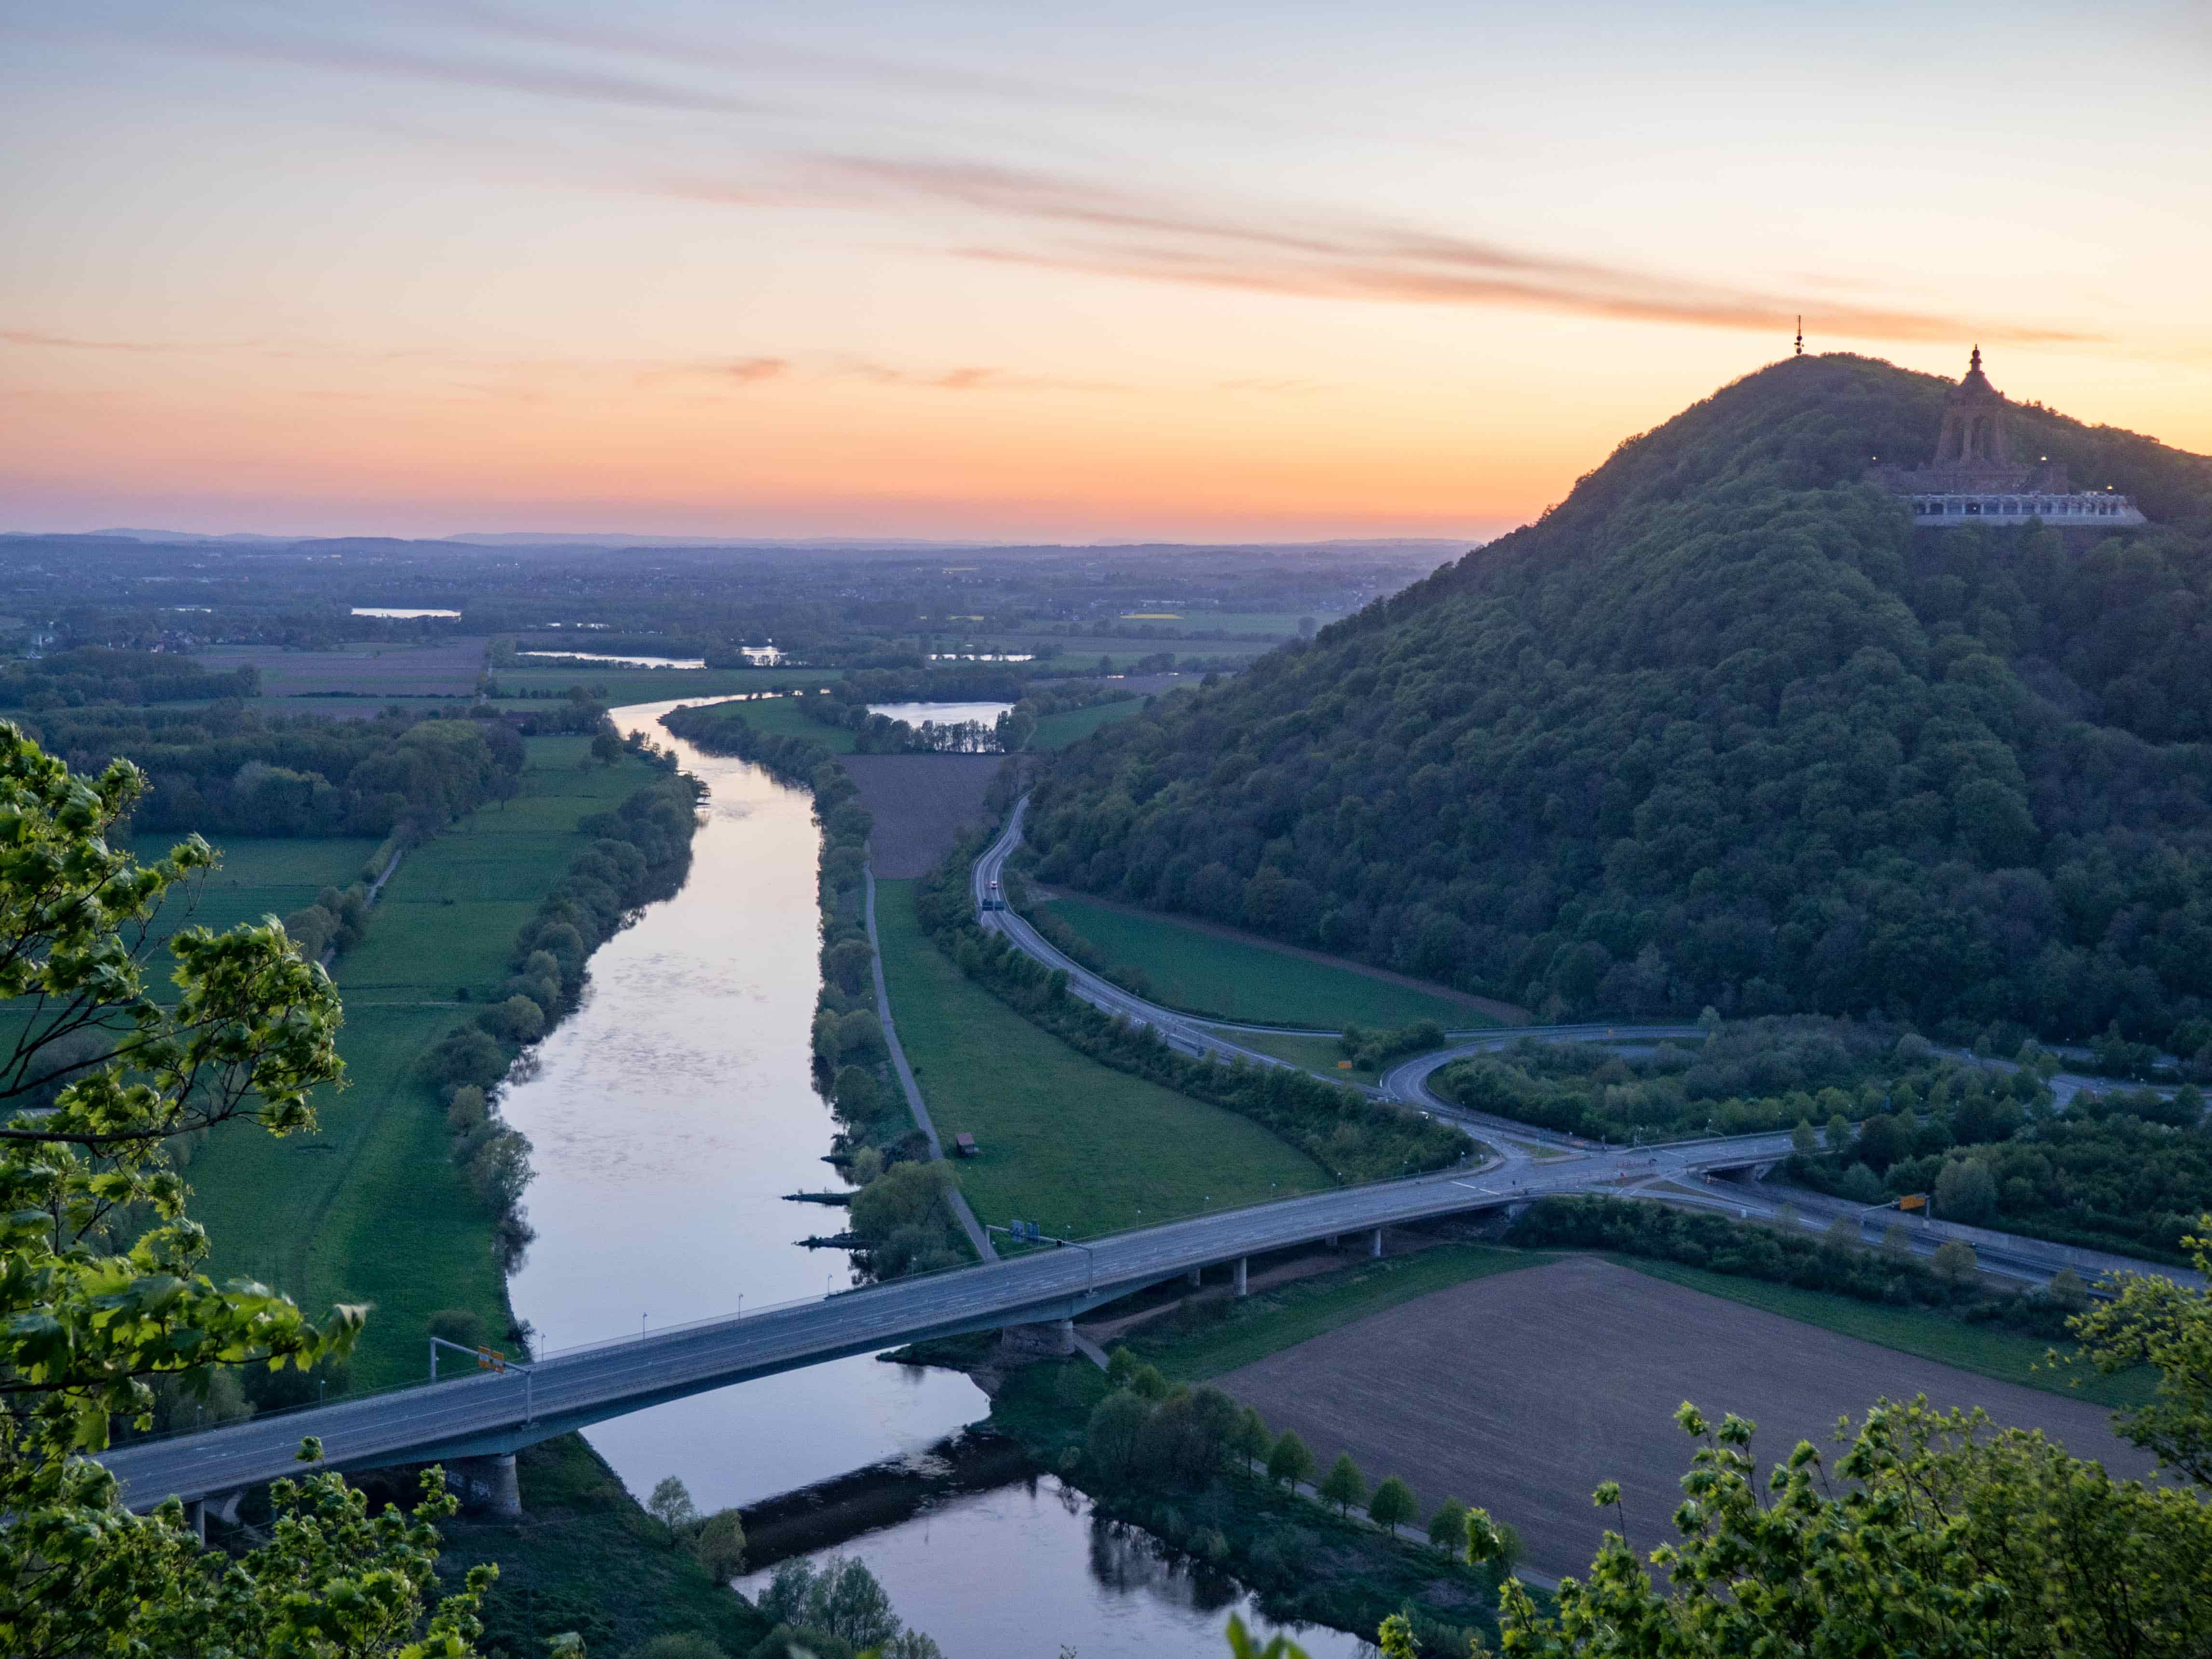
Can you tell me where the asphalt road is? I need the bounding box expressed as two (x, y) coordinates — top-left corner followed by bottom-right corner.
(104, 804), (2188, 1509)
(98, 1123), (1799, 1509)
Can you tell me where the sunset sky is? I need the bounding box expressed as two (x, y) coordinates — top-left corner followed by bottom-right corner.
(4, 1), (2207, 542)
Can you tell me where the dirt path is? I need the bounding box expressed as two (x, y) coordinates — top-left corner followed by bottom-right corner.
(1036, 885), (1529, 1024)
(1214, 1255), (2152, 1578)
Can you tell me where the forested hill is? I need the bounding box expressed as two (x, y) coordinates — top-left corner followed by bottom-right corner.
(1025, 354), (2212, 1047)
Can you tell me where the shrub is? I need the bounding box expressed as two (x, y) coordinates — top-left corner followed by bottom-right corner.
(1086, 1389), (1149, 1479)
(693, 1509), (746, 1580)
(426, 1307), (488, 1350)
(480, 993), (546, 1045)
(1369, 1474), (1418, 1532)
(424, 1025), (510, 1090)
(1266, 1430), (1316, 1489)
(1428, 1496), (1469, 1554)
(628, 1633), (725, 1659)
(1319, 1453), (1367, 1515)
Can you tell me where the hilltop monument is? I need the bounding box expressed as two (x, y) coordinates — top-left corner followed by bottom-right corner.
(1866, 348), (2145, 527)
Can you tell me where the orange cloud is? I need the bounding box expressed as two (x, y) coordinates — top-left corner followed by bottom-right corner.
(657, 155), (2100, 347)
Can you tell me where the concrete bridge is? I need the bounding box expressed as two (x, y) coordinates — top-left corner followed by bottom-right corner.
(98, 1126), (1795, 1519)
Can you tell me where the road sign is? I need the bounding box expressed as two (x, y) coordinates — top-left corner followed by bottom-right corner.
(477, 1346), (506, 1373)
(1899, 1193), (1927, 1212)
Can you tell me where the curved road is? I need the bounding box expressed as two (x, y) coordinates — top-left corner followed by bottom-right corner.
(102, 803), (2193, 1510)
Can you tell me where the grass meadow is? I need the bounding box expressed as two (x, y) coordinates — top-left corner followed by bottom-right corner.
(1609, 1255), (2155, 1407)
(183, 736), (662, 1387)
(1040, 892), (1485, 1031)
(127, 834), (383, 955)
(871, 877), (1328, 1239)
(1029, 697), (1146, 750)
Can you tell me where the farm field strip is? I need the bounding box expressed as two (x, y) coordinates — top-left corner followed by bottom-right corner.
(870, 877), (1330, 1239)
(1038, 891), (1488, 1031)
(1029, 698), (1146, 750)
(182, 737), (658, 1387)
(1211, 1255), (2155, 1580)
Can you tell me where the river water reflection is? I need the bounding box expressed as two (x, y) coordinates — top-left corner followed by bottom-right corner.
(504, 701), (984, 1507)
(505, 701), (1374, 1655)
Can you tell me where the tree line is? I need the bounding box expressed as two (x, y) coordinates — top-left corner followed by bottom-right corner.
(22, 699), (529, 839)
(0, 644), (259, 708)
(421, 765), (703, 1268)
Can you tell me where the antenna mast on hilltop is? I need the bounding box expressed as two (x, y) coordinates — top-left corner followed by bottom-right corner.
(1794, 316), (1804, 357)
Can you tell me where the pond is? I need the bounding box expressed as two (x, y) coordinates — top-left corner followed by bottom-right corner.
(517, 650), (709, 670)
(866, 701), (1016, 728)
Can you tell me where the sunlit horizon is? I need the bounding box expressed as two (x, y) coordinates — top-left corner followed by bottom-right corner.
(5, 1), (2207, 542)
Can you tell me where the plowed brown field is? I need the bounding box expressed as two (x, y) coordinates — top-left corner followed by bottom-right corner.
(842, 753), (1009, 876)
(1217, 1255), (2154, 1578)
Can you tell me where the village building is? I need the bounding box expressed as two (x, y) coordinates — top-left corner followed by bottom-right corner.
(1866, 348), (2146, 528)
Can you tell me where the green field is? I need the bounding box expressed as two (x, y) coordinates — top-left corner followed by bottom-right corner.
(1029, 697), (1147, 750)
(872, 878), (1328, 1237)
(1609, 1256), (2156, 1408)
(436, 1435), (764, 1655)
(1233, 1030), (1382, 1081)
(1008, 639), (1278, 669)
(127, 834), (382, 952)
(183, 736), (661, 1387)
(653, 694), (855, 751)
(1038, 893), (1488, 1031)
(1127, 1244), (1548, 1379)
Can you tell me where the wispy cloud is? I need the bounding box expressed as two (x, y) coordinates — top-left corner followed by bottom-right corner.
(181, 27), (765, 118)
(833, 359), (1126, 393)
(2, 329), (180, 353)
(665, 156), (2099, 347)
(724, 357), (788, 384)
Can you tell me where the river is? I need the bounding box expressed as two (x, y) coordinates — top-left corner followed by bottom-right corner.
(502, 701), (1374, 1658)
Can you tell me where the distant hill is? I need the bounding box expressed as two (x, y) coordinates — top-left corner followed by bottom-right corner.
(1025, 354), (2212, 1045)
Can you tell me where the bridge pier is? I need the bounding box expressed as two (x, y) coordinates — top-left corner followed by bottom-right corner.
(997, 1318), (1076, 1363)
(1369, 1227), (1384, 1259)
(455, 1453), (521, 1518)
(1323, 1234), (1339, 1249)
(184, 1498), (206, 1543)
(1186, 1266), (1202, 1287)
(1233, 1256), (1248, 1298)
(1751, 1161), (1777, 1181)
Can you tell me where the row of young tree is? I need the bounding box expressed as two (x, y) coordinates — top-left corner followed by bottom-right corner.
(1089, 1347), (1514, 1564)
(1029, 355), (2212, 1046)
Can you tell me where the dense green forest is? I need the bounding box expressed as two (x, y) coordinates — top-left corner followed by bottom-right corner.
(17, 702), (528, 838)
(0, 645), (258, 707)
(1026, 354), (2212, 1045)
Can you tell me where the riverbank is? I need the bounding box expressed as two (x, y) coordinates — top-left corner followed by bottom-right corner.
(183, 734), (677, 1387)
(987, 1355), (1502, 1653)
